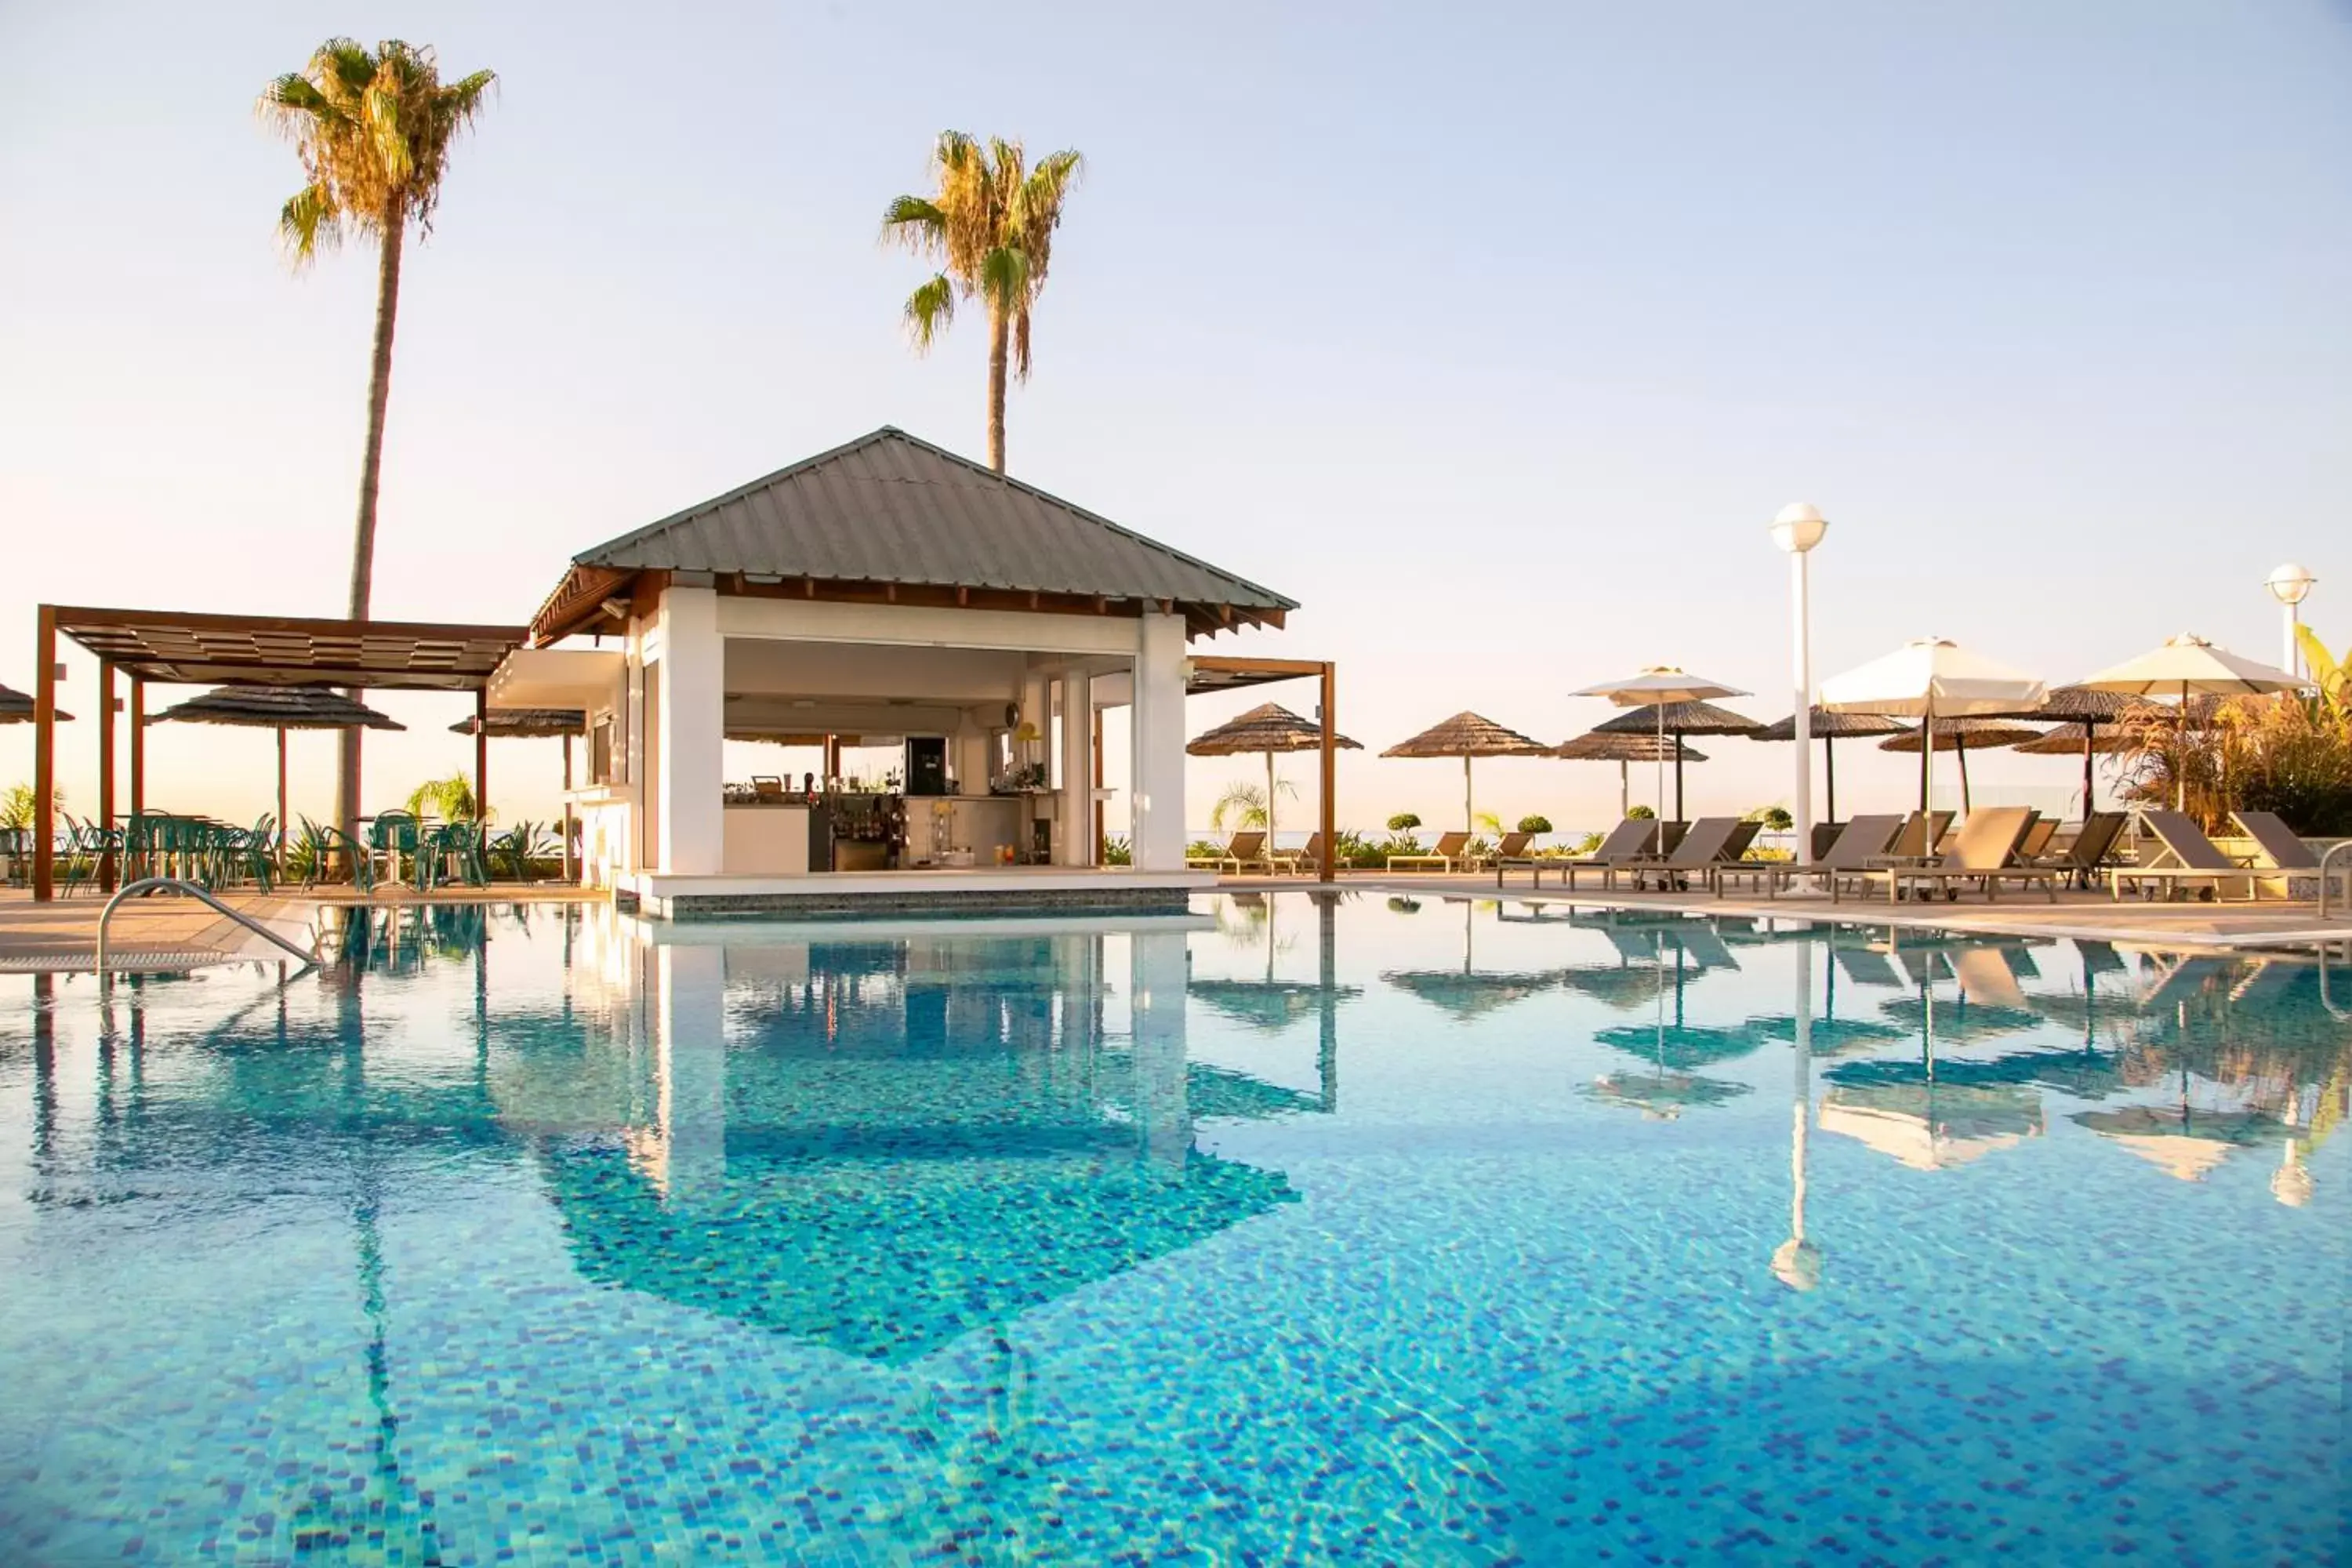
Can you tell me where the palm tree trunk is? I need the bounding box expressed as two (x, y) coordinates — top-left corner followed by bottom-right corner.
(985, 304), (1009, 473)
(336, 202), (406, 840)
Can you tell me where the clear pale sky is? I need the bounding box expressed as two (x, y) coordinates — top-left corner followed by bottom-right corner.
(3, 1), (2346, 837)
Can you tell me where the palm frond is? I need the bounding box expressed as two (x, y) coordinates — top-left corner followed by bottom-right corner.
(258, 36), (495, 249)
(278, 184), (340, 260)
(978, 245), (1028, 313)
(880, 194), (948, 249)
(902, 274), (956, 351)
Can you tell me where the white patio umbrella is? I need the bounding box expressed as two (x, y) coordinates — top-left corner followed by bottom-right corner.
(1569, 667), (1750, 821)
(2073, 633), (2309, 810)
(1820, 639), (2045, 824)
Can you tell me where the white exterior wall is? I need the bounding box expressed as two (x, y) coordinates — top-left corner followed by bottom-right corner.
(654, 585), (725, 874)
(1130, 613), (1189, 871)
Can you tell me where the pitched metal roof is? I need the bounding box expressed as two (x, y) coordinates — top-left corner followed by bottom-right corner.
(544, 427), (1295, 638)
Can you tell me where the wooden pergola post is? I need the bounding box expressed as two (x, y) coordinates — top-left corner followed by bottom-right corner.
(97, 659), (116, 891)
(31, 605), (57, 902)
(129, 677), (144, 819)
(1319, 662), (1338, 884)
(474, 688), (490, 829)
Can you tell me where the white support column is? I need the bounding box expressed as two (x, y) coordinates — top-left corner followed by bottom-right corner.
(655, 585), (725, 874)
(652, 942), (728, 1203)
(1130, 927), (1190, 1175)
(1058, 672), (1094, 866)
(1129, 613), (1188, 872)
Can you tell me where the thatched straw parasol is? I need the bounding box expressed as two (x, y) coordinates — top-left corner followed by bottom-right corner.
(1187, 702), (1359, 851)
(0, 681), (73, 724)
(1381, 713), (1549, 837)
(148, 686), (404, 844)
(1748, 707), (1911, 822)
(1877, 717), (2039, 814)
(452, 710), (586, 879)
(1591, 701), (1762, 819)
(1553, 730), (1708, 820)
(448, 709), (583, 739)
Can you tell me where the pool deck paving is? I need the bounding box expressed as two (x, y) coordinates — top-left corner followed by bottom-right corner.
(1223, 872), (2352, 954)
(0, 884), (594, 971)
(2, 872), (2349, 971)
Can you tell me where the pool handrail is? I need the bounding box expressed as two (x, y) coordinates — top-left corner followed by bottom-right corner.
(96, 877), (317, 985)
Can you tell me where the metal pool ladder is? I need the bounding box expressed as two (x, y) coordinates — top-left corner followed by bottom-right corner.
(2319, 841), (2352, 924)
(95, 877), (318, 986)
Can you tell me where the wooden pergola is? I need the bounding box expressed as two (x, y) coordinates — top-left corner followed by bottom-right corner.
(28, 604), (528, 901)
(1186, 655), (1341, 882)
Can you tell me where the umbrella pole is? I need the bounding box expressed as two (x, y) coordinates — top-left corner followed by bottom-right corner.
(277, 727), (289, 870)
(1618, 761), (1628, 820)
(1921, 705), (1934, 818)
(2082, 723), (2096, 818)
(1655, 707), (1667, 821)
(2176, 681), (2189, 815)
(1824, 736), (1836, 826)
(1464, 753), (1474, 840)
(1958, 740), (1972, 815)
(1674, 731), (1686, 822)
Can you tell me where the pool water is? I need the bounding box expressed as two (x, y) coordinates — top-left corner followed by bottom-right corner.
(0, 895), (2344, 1565)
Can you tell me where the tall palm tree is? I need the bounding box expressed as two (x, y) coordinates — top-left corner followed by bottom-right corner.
(261, 39), (495, 834)
(882, 132), (1083, 473)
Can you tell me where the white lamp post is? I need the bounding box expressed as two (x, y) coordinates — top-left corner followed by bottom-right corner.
(1771, 503), (1830, 862)
(2266, 562), (2317, 677)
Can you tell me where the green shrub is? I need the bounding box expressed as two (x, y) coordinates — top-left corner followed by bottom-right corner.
(1385, 811), (1421, 833)
(1103, 834), (1133, 866)
(1745, 804), (1794, 832)
(1626, 804), (1656, 820)
(1515, 814), (1553, 834)
(1186, 839), (1229, 861)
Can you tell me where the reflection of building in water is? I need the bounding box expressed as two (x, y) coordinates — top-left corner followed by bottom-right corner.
(499, 922), (1325, 1365)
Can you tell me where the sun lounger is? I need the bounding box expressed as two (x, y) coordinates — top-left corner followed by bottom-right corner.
(1880, 810), (1958, 863)
(1467, 831), (1533, 872)
(1388, 830), (1472, 873)
(1617, 817), (1760, 891)
(2015, 818), (2059, 862)
(2042, 811), (2127, 888)
(2230, 811), (2347, 901)
(1187, 830), (1268, 873)
(1268, 833), (1325, 875)
(1559, 819), (1698, 891)
(1711, 814), (1905, 898)
(2108, 811), (2260, 902)
(1840, 807), (2060, 904)
(1498, 817), (1657, 887)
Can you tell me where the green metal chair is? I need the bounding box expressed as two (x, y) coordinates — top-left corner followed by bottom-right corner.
(368, 811), (420, 887)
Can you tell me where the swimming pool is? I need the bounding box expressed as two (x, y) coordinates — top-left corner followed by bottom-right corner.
(1, 895), (2343, 1564)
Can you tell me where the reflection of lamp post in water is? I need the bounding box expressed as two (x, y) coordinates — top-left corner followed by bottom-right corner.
(1773, 942), (1823, 1291)
(1316, 890), (1339, 1112)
